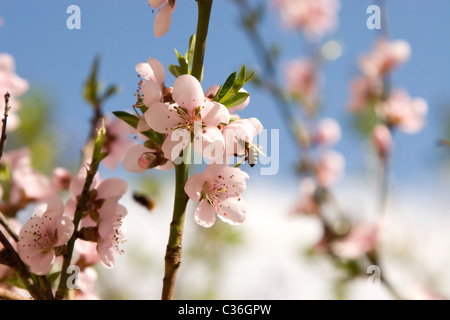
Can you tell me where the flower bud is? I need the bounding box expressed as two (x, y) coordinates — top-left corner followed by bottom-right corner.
(52, 167), (71, 190)
(372, 124), (393, 159)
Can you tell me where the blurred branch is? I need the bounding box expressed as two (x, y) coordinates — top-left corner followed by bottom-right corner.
(233, 0), (299, 144)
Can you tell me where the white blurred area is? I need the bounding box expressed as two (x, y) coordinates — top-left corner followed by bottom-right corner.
(95, 174), (450, 300)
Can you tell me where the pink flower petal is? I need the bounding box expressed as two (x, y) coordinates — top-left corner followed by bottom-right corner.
(96, 178), (128, 200)
(26, 251), (55, 275)
(148, 57), (165, 85)
(215, 197), (246, 225)
(154, 1), (174, 38)
(194, 200), (217, 228)
(201, 101), (230, 127)
(193, 126), (225, 161)
(148, 0), (166, 8)
(135, 62), (153, 80)
(172, 75), (206, 112)
(205, 84), (220, 100)
(161, 129), (190, 161)
(123, 144), (148, 173)
(204, 165), (249, 197)
(54, 216), (75, 246)
(97, 240), (116, 268)
(142, 80), (163, 107)
(64, 198), (76, 219)
(185, 173), (207, 202)
(144, 102), (181, 134)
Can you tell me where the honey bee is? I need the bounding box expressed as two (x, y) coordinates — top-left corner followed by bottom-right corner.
(132, 193), (155, 211)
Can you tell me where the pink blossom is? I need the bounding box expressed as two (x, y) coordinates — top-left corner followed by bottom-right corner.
(2, 148), (55, 203)
(75, 240), (100, 266)
(17, 196), (74, 275)
(331, 225), (378, 259)
(122, 117), (173, 172)
(145, 74), (230, 161)
(313, 118), (341, 146)
(316, 150), (345, 187)
(64, 170), (128, 268)
(185, 164), (249, 228)
(273, 0), (340, 39)
(136, 57), (167, 107)
(148, 0), (177, 38)
(285, 58), (318, 107)
(292, 178), (319, 215)
(378, 89), (428, 134)
(347, 75), (382, 112)
(359, 39), (411, 78)
(74, 267), (100, 300)
(222, 118), (263, 157)
(97, 198), (127, 268)
(372, 124), (393, 158)
(0, 53), (29, 132)
(123, 142), (173, 172)
(102, 117), (136, 169)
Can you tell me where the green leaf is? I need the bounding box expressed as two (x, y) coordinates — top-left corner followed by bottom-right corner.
(168, 64), (182, 78)
(218, 65), (250, 104)
(214, 66), (254, 107)
(6, 278), (26, 290)
(175, 49), (188, 75)
(47, 272), (61, 285)
(113, 111), (139, 129)
(186, 34), (196, 73)
(83, 55), (101, 105)
(221, 92), (250, 108)
(213, 71), (236, 102)
(234, 65), (247, 91)
(141, 129), (165, 146)
(100, 85), (119, 102)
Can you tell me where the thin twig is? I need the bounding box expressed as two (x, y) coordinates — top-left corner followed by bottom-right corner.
(55, 123), (106, 300)
(0, 212), (19, 242)
(0, 92), (10, 162)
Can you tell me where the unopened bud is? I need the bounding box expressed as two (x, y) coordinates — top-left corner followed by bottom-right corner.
(52, 167), (71, 190)
(138, 152), (160, 170)
(372, 124), (393, 159)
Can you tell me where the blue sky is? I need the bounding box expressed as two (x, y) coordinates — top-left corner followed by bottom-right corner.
(0, 0), (449, 191)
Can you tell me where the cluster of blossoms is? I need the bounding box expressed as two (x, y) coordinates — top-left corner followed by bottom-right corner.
(0, 148), (71, 215)
(284, 58), (319, 111)
(121, 57), (262, 227)
(13, 165), (128, 276)
(282, 52), (344, 216)
(0, 55), (128, 298)
(272, 0), (340, 40)
(348, 39), (428, 160)
(292, 117), (344, 215)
